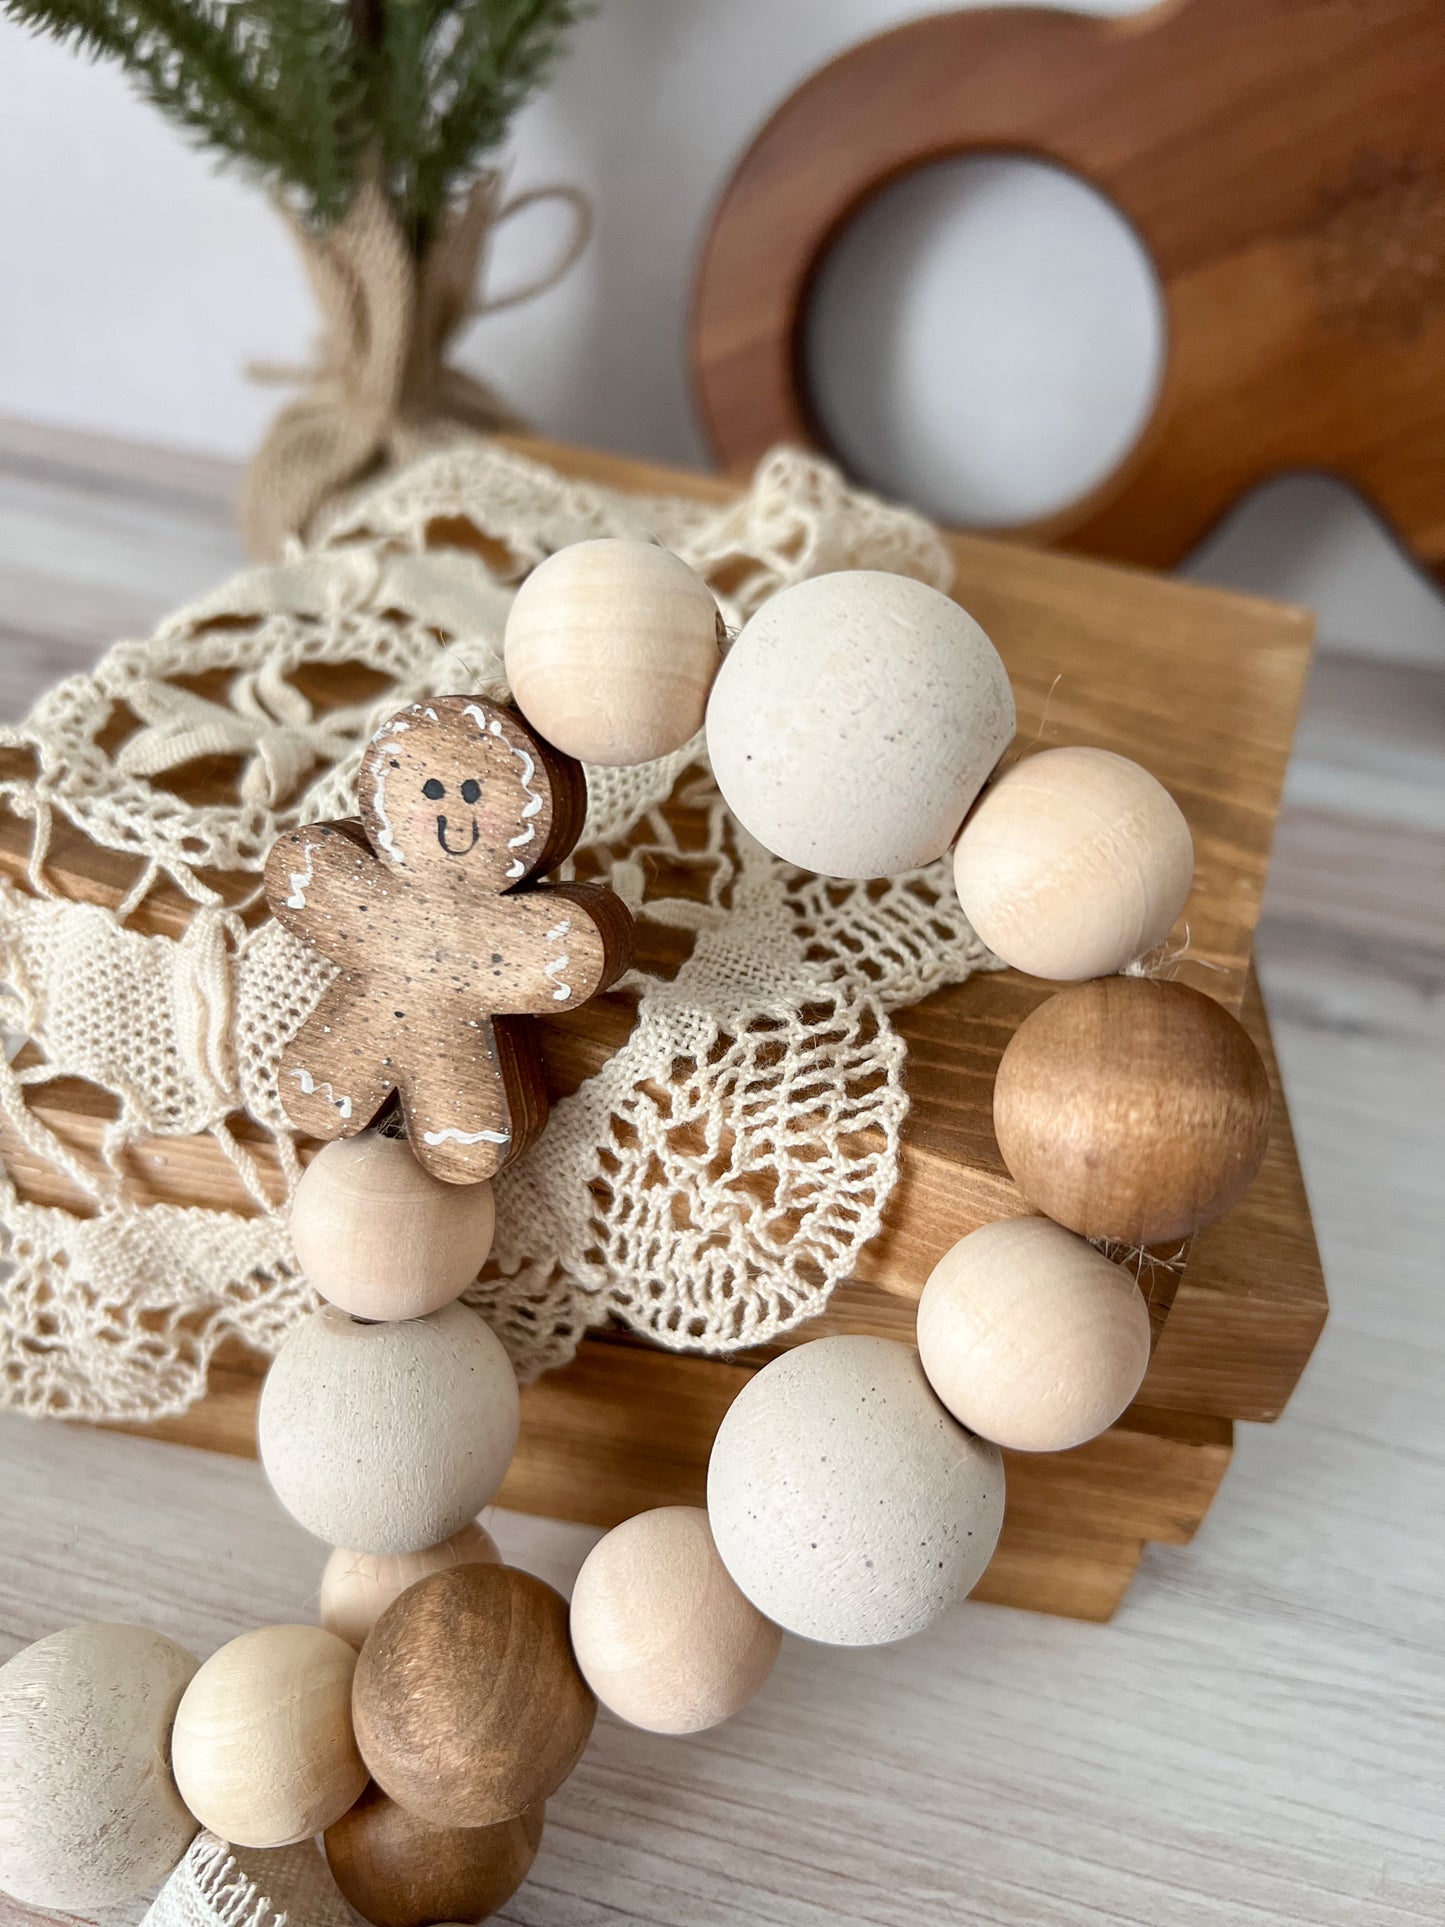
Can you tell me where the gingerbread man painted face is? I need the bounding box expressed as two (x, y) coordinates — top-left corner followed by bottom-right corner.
(264, 697), (634, 1184)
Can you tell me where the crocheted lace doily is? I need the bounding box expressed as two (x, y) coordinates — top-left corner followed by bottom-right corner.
(0, 441), (997, 1421)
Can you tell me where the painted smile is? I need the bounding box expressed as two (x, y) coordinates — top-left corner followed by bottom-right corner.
(436, 814), (481, 856)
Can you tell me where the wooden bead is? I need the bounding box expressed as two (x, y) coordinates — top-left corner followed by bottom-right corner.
(259, 1301), (519, 1554)
(321, 1523), (502, 1649)
(171, 1625), (366, 1849)
(505, 538), (722, 765)
(707, 1337), (1004, 1646)
(994, 977), (1272, 1246)
(706, 571), (1015, 878)
(291, 1132), (495, 1319)
(353, 1564), (596, 1828)
(570, 1507), (781, 1734)
(917, 1218), (1151, 1451)
(952, 746), (1194, 979)
(324, 1784), (543, 1927)
(0, 1623), (198, 1910)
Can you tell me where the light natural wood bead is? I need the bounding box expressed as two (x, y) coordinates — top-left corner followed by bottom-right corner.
(917, 1218), (1151, 1452)
(707, 1337), (1004, 1646)
(504, 538), (722, 765)
(259, 1301), (519, 1554)
(570, 1507), (782, 1734)
(324, 1783), (543, 1927)
(290, 1132), (495, 1320)
(706, 571), (1015, 878)
(994, 977), (1273, 1246)
(321, 1523), (502, 1649)
(171, 1625), (366, 1849)
(952, 746), (1194, 980)
(353, 1564), (596, 1828)
(0, 1623), (198, 1911)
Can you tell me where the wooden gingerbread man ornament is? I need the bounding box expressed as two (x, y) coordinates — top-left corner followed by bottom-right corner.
(264, 697), (633, 1183)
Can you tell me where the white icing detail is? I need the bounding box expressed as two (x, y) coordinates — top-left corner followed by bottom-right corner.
(422, 705), (438, 721)
(545, 919), (573, 1000)
(422, 1125), (512, 1146)
(472, 708), (547, 845)
(505, 857), (526, 879)
(290, 1067), (353, 1119)
(371, 760), (403, 865)
(285, 840), (318, 909)
(508, 822), (536, 850)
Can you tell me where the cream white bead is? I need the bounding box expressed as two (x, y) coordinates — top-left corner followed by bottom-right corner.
(707, 1337), (1003, 1646)
(917, 1217), (1151, 1452)
(290, 1132), (495, 1320)
(505, 538), (721, 765)
(570, 1507), (781, 1734)
(171, 1625), (366, 1848)
(706, 571), (1015, 878)
(259, 1301), (519, 1553)
(0, 1623), (198, 1910)
(952, 745), (1194, 980)
(321, 1522), (502, 1649)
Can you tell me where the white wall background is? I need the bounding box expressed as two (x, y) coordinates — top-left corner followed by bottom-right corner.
(1, 0), (1444, 666)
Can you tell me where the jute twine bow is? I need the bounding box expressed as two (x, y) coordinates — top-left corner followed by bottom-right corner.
(240, 169), (591, 560)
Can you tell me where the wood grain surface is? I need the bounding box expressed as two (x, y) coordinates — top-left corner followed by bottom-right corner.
(0, 413), (1438, 1927)
(352, 1564), (595, 1828)
(691, 0), (1445, 577)
(324, 1785), (544, 1927)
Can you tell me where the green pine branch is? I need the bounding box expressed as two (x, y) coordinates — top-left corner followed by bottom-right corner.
(3, 0), (589, 245)
(379, 0), (589, 248)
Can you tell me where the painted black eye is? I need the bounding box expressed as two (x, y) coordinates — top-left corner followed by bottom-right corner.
(422, 778), (445, 800)
(460, 778), (481, 805)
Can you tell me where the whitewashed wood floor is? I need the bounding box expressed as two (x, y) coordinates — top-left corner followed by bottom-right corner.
(0, 420), (1441, 1927)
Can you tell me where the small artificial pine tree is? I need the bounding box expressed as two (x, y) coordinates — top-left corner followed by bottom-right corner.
(2, 0), (588, 252)
(4, 0), (593, 553)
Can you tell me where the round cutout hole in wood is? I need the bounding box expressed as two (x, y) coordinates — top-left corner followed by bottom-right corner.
(803, 155), (1167, 528)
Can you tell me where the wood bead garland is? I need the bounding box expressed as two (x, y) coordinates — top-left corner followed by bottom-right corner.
(570, 1506), (782, 1734)
(259, 1301), (519, 1553)
(504, 538), (723, 765)
(170, 1624), (366, 1849)
(706, 571), (1016, 878)
(0, 1624), (198, 1911)
(352, 1564), (596, 1828)
(994, 977), (1273, 1245)
(321, 1522), (502, 1649)
(325, 1785), (544, 1927)
(917, 1218), (1151, 1452)
(952, 745), (1194, 980)
(707, 1336), (1004, 1646)
(290, 1131), (495, 1320)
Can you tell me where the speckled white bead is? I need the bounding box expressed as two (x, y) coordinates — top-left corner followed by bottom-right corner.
(259, 1301), (519, 1554)
(917, 1217), (1152, 1452)
(320, 1523), (502, 1649)
(952, 745), (1194, 980)
(706, 571), (1015, 878)
(707, 1336), (1004, 1646)
(0, 1623), (198, 1910)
